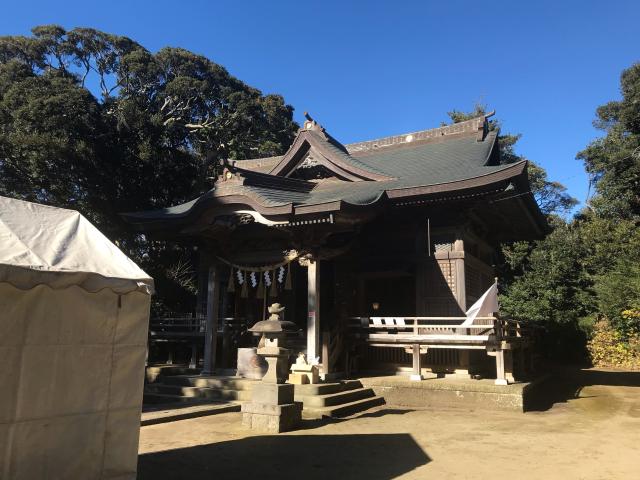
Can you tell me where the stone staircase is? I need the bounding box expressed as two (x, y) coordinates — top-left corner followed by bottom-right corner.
(295, 380), (385, 419)
(144, 374), (255, 405)
(144, 366), (384, 418)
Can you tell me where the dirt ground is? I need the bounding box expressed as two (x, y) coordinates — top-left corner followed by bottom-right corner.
(138, 368), (640, 479)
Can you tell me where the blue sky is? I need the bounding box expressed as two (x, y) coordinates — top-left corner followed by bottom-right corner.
(2, 0), (638, 212)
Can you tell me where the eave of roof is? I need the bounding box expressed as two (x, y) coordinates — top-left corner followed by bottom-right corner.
(121, 111), (547, 236)
(121, 160), (530, 227)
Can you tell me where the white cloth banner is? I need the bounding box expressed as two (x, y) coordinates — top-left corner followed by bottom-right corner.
(461, 281), (499, 326)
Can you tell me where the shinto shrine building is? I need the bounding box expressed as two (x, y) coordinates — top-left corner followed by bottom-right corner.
(124, 112), (545, 385)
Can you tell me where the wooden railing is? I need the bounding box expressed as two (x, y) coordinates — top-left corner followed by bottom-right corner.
(149, 316), (247, 337)
(347, 316), (533, 346)
(347, 316), (540, 384)
(148, 316), (249, 368)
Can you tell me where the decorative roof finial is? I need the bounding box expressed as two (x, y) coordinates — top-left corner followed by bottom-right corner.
(303, 112), (316, 130)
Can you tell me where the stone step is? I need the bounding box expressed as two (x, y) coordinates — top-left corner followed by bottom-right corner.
(143, 392), (210, 405)
(162, 375), (257, 391)
(146, 365), (201, 383)
(141, 402), (241, 426)
(148, 365), (201, 376)
(302, 396), (386, 419)
(293, 379), (362, 396)
(145, 384), (252, 402)
(296, 387), (376, 408)
(293, 382), (343, 396)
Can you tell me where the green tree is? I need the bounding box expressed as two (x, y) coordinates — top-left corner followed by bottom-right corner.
(578, 63), (640, 219)
(578, 215), (640, 335)
(496, 63), (640, 364)
(0, 25), (298, 314)
(499, 220), (595, 325)
(575, 63), (640, 336)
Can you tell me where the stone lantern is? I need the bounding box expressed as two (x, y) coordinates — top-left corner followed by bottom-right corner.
(241, 303), (302, 432)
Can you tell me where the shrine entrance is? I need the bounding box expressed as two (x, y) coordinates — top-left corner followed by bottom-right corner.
(361, 274), (416, 317)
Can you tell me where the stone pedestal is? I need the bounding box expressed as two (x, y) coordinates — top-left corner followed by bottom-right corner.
(288, 353), (320, 384)
(241, 401), (303, 433)
(241, 383), (302, 433)
(242, 303), (302, 433)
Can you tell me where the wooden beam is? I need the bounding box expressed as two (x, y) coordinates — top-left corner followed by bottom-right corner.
(369, 343), (487, 350)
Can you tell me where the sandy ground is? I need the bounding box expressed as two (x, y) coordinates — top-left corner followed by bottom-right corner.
(138, 368), (640, 479)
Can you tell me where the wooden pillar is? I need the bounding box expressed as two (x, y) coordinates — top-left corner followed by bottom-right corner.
(189, 344), (198, 369)
(410, 344), (423, 381)
(307, 260), (320, 364)
(221, 318), (231, 369)
(454, 236), (468, 376)
(457, 350), (470, 376)
(202, 265), (220, 376)
(494, 349), (508, 385)
(167, 344), (174, 365)
(220, 268), (231, 369)
(322, 331), (331, 375)
(505, 349), (515, 383)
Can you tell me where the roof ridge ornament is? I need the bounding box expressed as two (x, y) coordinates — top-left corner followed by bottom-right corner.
(303, 111), (323, 133)
(346, 111), (497, 153)
(217, 157), (239, 183)
(477, 110), (495, 142)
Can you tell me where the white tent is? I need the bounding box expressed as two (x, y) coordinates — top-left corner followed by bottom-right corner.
(0, 196), (153, 480)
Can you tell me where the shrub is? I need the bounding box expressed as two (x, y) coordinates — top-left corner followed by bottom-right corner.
(587, 317), (640, 369)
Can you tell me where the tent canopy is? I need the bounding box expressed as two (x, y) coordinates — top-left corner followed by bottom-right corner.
(0, 196), (153, 294)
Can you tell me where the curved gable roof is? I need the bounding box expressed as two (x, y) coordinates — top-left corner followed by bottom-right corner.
(122, 111), (545, 237)
(267, 117), (392, 181)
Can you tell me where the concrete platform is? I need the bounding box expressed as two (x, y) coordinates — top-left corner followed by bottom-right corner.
(359, 374), (546, 412)
(143, 368), (384, 418)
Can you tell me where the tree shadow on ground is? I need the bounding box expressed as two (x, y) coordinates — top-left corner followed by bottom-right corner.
(138, 433), (430, 480)
(525, 367), (640, 412)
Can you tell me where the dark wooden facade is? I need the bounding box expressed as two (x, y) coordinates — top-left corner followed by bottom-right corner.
(126, 112), (546, 381)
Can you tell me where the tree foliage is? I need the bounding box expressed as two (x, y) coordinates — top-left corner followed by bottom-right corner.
(499, 220), (595, 325)
(0, 25), (298, 313)
(578, 63), (640, 219)
(493, 64), (640, 364)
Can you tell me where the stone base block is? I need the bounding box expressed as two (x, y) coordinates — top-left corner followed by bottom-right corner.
(288, 373), (309, 385)
(289, 370), (319, 384)
(241, 402), (302, 433)
(359, 375), (548, 412)
(251, 382), (294, 405)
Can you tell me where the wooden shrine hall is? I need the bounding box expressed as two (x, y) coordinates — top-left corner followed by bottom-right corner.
(124, 112), (546, 385)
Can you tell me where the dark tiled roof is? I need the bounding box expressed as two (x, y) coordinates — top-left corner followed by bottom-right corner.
(123, 114), (536, 224)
